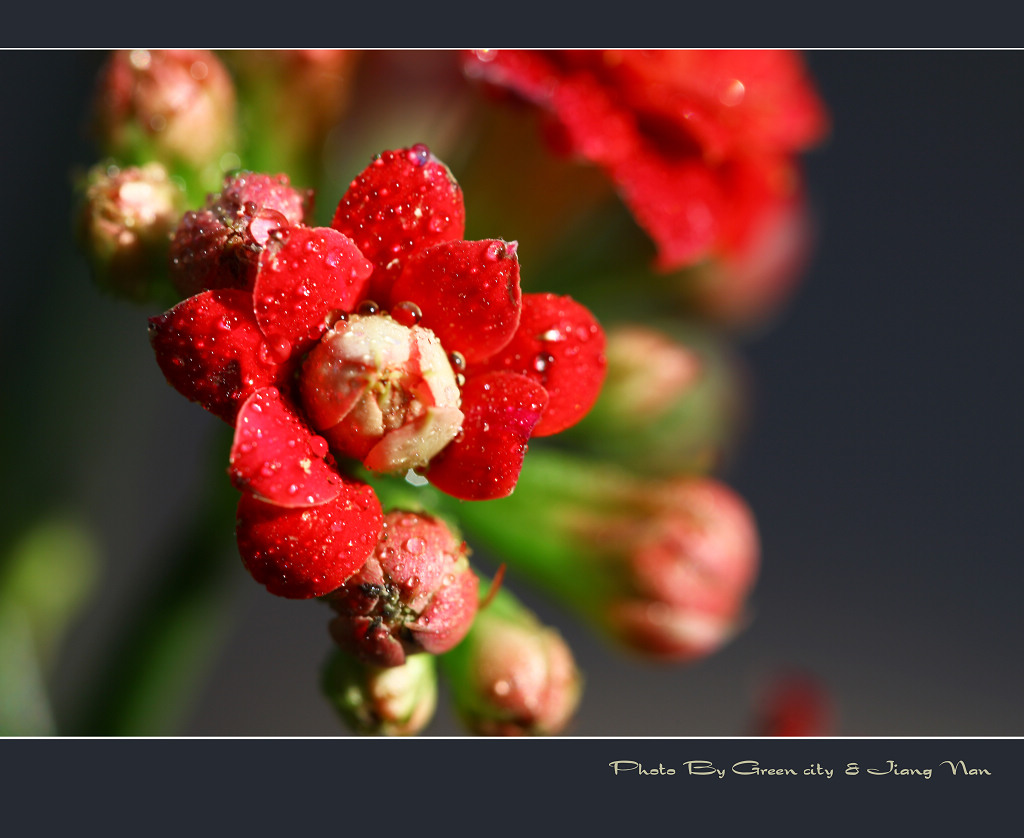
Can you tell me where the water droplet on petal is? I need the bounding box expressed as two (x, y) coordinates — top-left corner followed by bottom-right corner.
(406, 144), (430, 166)
(391, 300), (422, 326)
(533, 353), (555, 373)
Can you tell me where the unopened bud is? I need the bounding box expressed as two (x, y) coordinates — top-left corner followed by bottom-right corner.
(321, 647), (437, 736)
(442, 589), (581, 736)
(92, 49), (237, 197)
(168, 170), (312, 297)
(454, 450), (760, 663)
(76, 161), (185, 302)
(224, 50), (360, 185)
(563, 323), (746, 475)
(326, 511), (478, 667)
(300, 314), (464, 474)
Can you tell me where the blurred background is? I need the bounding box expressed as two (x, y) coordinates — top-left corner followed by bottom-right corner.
(1, 50), (1021, 736)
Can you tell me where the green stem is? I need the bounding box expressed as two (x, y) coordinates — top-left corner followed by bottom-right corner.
(72, 427), (239, 736)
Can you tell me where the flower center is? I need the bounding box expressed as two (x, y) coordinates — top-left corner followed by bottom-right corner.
(298, 312), (464, 473)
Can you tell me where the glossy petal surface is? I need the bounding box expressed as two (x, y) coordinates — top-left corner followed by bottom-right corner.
(148, 289), (292, 422)
(236, 486), (382, 599)
(427, 372), (547, 500)
(252, 226), (373, 354)
(331, 147), (465, 302)
(229, 388), (343, 507)
(474, 293), (606, 436)
(391, 239), (522, 364)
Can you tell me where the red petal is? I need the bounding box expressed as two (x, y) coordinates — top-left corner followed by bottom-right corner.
(229, 387), (344, 507)
(472, 293), (606, 436)
(252, 226), (373, 355)
(148, 289), (294, 422)
(390, 239), (522, 364)
(236, 485), (383, 599)
(427, 372), (547, 501)
(330, 146), (466, 302)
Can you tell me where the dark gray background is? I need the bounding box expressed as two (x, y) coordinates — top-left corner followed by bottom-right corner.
(2, 50), (1021, 736)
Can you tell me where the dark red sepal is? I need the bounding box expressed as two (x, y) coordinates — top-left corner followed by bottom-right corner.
(330, 147), (466, 302)
(252, 226), (372, 355)
(473, 293), (606, 436)
(229, 387), (343, 507)
(148, 289), (293, 422)
(236, 486), (383, 599)
(390, 239), (522, 364)
(427, 372), (547, 500)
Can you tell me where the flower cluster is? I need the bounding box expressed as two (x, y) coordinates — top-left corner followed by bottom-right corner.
(149, 145), (607, 599)
(71, 50), (832, 737)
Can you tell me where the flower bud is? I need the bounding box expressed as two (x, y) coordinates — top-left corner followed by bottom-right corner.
(75, 162), (185, 302)
(321, 646), (437, 736)
(441, 589), (581, 736)
(326, 511), (478, 667)
(224, 50), (359, 186)
(586, 477), (759, 661)
(92, 49), (237, 197)
(562, 323), (746, 475)
(454, 450), (760, 662)
(168, 170), (312, 298)
(299, 314), (464, 474)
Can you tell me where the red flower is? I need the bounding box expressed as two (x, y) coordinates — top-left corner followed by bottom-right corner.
(463, 50), (828, 280)
(149, 146), (606, 598)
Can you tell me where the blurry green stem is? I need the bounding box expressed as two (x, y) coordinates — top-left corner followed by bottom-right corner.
(74, 427), (238, 736)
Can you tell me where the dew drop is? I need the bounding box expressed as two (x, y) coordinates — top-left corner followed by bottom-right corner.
(447, 350), (466, 372)
(405, 537), (425, 554)
(484, 241), (506, 261)
(263, 335), (292, 363)
(357, 299), (380, 316)
(407, 144), (430, 166)
(533, 353), (555, 373)
(391, 300), (422, 326)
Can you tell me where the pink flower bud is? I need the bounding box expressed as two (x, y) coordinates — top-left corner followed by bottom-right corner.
(299, 314), (464, 474)
(168, 170), (312, 298)
(562, 323), (745, 476)
(76, 162), (184, 301)
(443, 591), (581, 736)
(600, 479), (760, 661)
(326, 511), (478, 667)
(321, 647), (437, 736)
(454, 452), (759, 663)
(93, 49), (237, 178)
